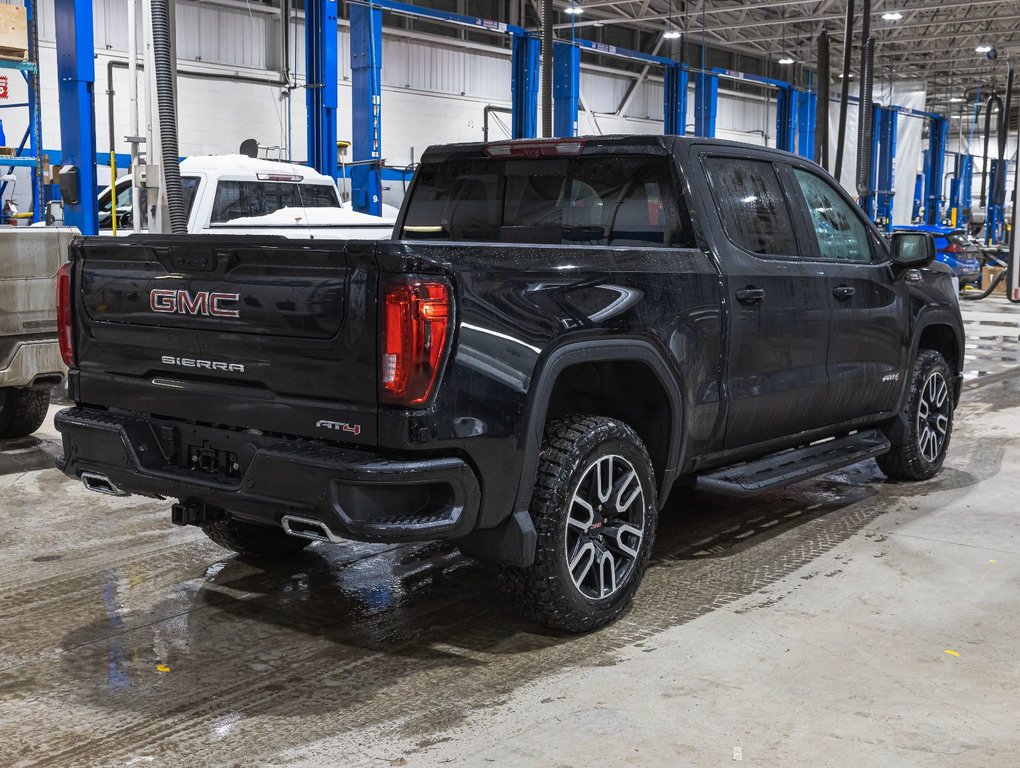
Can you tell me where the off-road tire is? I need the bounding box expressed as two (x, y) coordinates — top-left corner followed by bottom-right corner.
(499, 415), (658, 633)
(201, 517), (312, 558)
(877, 349), (955, 481)
(0, 388), (50, 439)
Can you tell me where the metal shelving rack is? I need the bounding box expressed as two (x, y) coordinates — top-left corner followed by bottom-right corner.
(0, 0), (44, 222)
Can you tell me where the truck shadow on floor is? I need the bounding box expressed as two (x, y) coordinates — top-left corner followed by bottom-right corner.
(0, 435), (58, 476)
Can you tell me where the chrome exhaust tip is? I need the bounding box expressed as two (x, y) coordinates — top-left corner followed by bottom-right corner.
(80, 471), (130, 497)
(281, 514), (344, 544)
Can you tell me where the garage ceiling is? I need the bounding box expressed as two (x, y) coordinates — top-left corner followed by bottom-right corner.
(553, 0), (1019, 108)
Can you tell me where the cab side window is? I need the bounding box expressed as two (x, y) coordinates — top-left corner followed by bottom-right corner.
(792, 168), (872, 263)
(703, 157), (799, 257)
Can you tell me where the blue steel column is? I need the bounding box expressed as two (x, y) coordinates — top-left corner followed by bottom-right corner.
(924, 115), (947, 227)
(511, 33), (539, 139)
(663, 64), (688, 136)
(694, 71), (717, 137)
(306, 0), (338, 181)
(873, 106), (897, 231)
(552, 41), (579, 138)
(54, 0), (98, 235)
(797, 90), (816, 159)
(350, 3), (383, 215)
(775, 87), (797, 153)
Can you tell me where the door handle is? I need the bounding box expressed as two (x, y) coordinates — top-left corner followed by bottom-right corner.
(735, 287), (766, 305)
(832, 285), (855, 301)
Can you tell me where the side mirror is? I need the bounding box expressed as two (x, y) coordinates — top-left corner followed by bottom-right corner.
(890, 231), (936, 268)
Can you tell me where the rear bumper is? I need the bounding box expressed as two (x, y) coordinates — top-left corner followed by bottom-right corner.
(0, 339), (66, 388)
(55, 407), (481, 543)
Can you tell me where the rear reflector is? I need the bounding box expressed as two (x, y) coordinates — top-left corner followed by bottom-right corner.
(56, 261), (73, 366)
(382, 278), (452, 406)
(485, 139), (585, 158)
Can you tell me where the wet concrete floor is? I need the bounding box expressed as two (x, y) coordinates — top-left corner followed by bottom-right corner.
(1, 377), (1018, 767)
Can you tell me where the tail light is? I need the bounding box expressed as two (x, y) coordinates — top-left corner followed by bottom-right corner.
(56, 261), (74, 366)
(381, 278), (451, 405)
(945, 243), (963, 253)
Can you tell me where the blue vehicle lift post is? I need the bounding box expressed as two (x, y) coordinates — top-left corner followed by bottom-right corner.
(947, 153), (973, 229)
(797, 90), (816, 160)
(350, 2), (383, 215)
(663, 64), (688, 136)
(511, 33), (540, 139)
(872, 105), (897, 231)
(694, 71), (718, 138)
(53, 0), (98, 235)
(552, 41), (579, 138)
(924, 114), (948, 227)
(305, 0), (338, 184)
(776, 87), (798, 154)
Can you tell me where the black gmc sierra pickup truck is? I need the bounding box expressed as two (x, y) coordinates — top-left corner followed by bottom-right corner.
(55, 136), (964, 632)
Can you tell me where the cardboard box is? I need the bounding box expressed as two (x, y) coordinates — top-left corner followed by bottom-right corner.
(0, 5), (28, 60)
(982, 266), (1007, 296)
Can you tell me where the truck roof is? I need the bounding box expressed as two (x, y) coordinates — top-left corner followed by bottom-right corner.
(418, 134), (799, 162)
(179, 154), (336, 183)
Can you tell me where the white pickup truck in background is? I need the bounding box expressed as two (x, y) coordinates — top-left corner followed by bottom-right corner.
(0, 228), (74, 438)
(48, 154), (397, 240)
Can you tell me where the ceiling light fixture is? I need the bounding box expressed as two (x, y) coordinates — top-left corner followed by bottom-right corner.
(564, 3), (584, 14)
(882, 11), (903, 20)
(778, 56), (795, 65)
(664, 28), (682, 39)
(976, 44), (993, 53)
(949, 96), (964, 103)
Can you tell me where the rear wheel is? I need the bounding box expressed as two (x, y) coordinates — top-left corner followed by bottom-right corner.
(877, 349), (955, 481)
(201, 517), (312, 558)
(499, 415), (657, 633)
(0, 387), (50, 439)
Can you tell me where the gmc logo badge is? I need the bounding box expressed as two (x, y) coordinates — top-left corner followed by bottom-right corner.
(150, 289), (240, 318)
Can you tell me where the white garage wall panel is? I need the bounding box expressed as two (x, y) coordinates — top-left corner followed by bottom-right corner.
(0, 0), (818, 210)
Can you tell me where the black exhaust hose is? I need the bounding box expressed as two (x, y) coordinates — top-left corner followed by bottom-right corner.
(979, 93), (1001, 209)
(960, 268), (1007, 300)
(855, 37), (874, 198)
(996, 62), (1014, 206)
(833, 0), (854, 182)
(541, 0), (553, 137)
(150, 0), (188, 234)
(815, 30), (830, 169)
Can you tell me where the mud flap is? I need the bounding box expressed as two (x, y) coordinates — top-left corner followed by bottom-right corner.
(456, 509), (537, 568)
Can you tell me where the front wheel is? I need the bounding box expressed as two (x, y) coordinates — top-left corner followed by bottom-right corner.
(499, 415), (658, 633)
(877, 349), (955, 481)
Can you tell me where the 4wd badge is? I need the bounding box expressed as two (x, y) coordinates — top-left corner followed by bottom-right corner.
(316, 419), (362, 436)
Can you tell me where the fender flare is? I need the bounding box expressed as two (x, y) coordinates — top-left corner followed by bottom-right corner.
(511, 338), (686, 516)
(907, 308), (965, 393)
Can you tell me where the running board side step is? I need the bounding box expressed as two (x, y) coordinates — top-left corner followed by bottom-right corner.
(695, 429), (891, 498)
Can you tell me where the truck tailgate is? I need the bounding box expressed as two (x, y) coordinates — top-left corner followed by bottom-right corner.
(71, 236), (379, 445)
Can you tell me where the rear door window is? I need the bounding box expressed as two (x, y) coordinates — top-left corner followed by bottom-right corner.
(703, 157), (799, 257)
(402, 154), (696, 248)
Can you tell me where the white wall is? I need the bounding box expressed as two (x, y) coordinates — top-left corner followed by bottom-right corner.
(0, 0), (912, 213)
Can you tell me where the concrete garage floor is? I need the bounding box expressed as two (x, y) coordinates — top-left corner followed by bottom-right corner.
(2, 311), (1019, 767)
